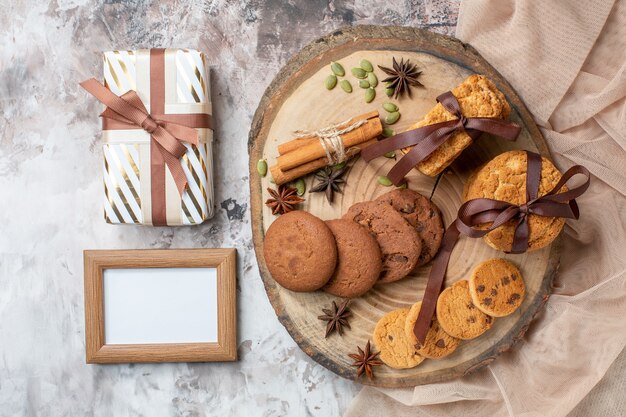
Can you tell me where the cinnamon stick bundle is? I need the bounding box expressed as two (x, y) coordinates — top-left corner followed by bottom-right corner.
(269, 111), (382, 185)
(270, 140), (376, 185)
(276, 112), (382, 171)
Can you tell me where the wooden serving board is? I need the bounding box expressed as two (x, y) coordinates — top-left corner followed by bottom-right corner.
(248, 26), (560, 388)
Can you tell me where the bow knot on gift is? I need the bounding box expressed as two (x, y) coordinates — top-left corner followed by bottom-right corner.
(80, 79), (200, 197)
(362, 91), (522, 185)
(140, 115), (159, 134)
(412, 151), (591, 346)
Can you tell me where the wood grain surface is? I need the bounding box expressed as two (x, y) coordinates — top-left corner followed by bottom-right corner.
(248, 26), (560, 388)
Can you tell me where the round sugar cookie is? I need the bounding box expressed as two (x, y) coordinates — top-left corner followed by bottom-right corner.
(373, 308), (424, 369)
(405, 301), (461, 359)
(322, 219), (382, 298)
(376, 189), (445, 266)
(469, 258), (525, 317)
(343, 200), (421, 283)
(436, 280), (494, 340)
(464, 150), (566, 252)
(263, 210), (337, 292)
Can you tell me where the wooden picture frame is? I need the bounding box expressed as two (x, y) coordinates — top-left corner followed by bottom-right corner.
(83, 249), (237, 364)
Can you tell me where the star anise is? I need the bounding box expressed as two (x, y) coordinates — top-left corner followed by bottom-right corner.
(309, 166), (347, 203)
(378, 57), (423, 99)
(318, 299), (351, 338)
(349, 340), (383, 380)
(265, 185), (304, 215)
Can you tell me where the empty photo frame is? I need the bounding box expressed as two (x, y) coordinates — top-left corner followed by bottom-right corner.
(83, 249), (237, 363)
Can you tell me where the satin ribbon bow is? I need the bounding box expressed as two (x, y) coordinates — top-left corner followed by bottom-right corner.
(80, 78), (198, 196)
(361, 91), (522, 185)
(412, 151), (591, 346)
(456, 152), (590, 254)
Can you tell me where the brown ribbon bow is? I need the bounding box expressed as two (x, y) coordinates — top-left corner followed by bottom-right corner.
(80, 49), (212, 225)
(362, 91), (522, 185)
(413, 151), (591, 346)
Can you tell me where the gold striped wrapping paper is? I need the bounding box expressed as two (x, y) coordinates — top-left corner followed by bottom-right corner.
(101, 49), (214, 225)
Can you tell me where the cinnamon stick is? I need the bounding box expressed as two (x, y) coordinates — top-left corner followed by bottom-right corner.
(277, 111), (379, 155)
(276, 113), (382, 171)
(270, 140), (376, 185)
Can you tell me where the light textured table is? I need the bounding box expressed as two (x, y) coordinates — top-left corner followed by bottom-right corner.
(0, 1), (622, 416)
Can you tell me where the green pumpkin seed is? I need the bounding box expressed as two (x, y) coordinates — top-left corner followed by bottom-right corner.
(367, 72), (378, 87)
(332, 161), (346, 169)
(360, 59), (374, 72)
(378, 176), (393, 186)
(385, 87), (394, 97)
(385, 111), (400, 125)
(257, 159), (267, 177)
(383, 102), (398, 112)
(382, 127), (395, 137)
(294, 178), (306, 196)
(365, 87), (376, 103)
(325, 74), (337, 90)
(331, 61), (345, 76)
(340, 80), (352, 93)
(397, 182), (408, 189)
(383, 151), (396, 158)
(351, 67), (367, 79)
(359, 80), (370, 89)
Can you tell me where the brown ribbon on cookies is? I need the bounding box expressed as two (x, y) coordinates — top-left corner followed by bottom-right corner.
(361, 91), (522, 185)
(413, 151), (591, 346)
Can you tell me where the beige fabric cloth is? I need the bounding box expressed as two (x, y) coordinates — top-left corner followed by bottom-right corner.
(346, 1), (626, 416)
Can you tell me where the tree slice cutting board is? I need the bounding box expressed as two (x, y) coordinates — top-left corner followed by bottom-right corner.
(248, 26), (560, 388)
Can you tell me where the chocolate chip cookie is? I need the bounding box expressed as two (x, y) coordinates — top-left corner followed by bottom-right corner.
(376, 189), (444, 266)
(263, 210), (337, 292)
(469, 258), (525, 317)
(373, 308), (424, 369)
(343, 200), (422, 283)
(323, 219), (382, 298)
(405, 301), (460, 359)
(436, 280), (494, 340)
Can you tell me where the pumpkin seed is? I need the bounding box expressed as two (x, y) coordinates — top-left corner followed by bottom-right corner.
(294, 178), (306, 196)
(331, 61), (345, 76)
(332, 161), (346, 170)
(340, 80), (352, 93)
(378, 176), (393, 186)
(325, 74), (337, 90)
(367, 72), (378, 87)
(397, 182), (408, 189)
(384, 151), (396, 158)
(257, 159), (267, 177)
(383, 102), (398, 112)
(351, 67), (367, 79)
(359, 80), (370, 89)
(360, 59), (374, 72)
(385, 87), (394, 97)
(365, 87), (376, 103)
(385, 111), (400, 125)
(382, 127), (395, 137)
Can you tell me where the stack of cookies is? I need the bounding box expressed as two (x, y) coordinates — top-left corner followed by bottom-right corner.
(463, 150), (567, 252)
(403, 74), (512, 177)
(263, 189), (445, 298)
(373, 258), (526, 369)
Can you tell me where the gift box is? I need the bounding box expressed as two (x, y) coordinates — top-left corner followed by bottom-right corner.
(84, 48), (214, 226)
